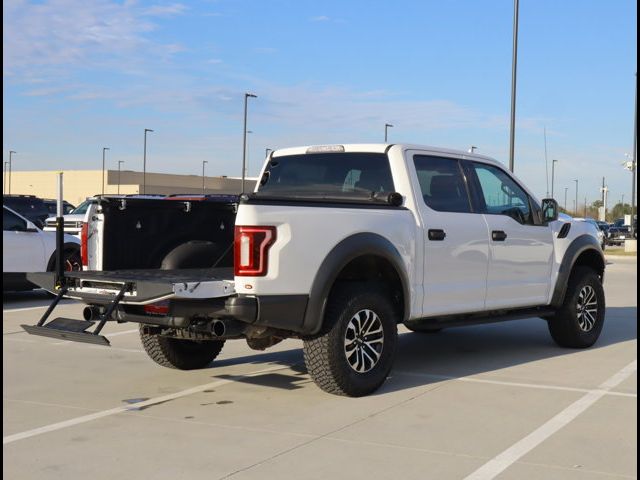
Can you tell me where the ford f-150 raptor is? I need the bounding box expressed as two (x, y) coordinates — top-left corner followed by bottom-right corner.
(24, 144), (606, 397)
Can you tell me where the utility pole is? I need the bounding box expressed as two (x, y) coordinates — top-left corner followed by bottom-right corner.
(544, 127), (549, 197)
(551, 159), (558, 198)
(3, 161), (7, 194)
(143, 128), (154, 194)
(102, 147), (110, 195)
(8, 150), (16, 194)
(631, 72), (637, 237)
(202, 160), (208, 194)
(564, 187), (568, 211)
(242, 93), (257, 195)
(117, 161), (124, 194)
(574, 179), (579, 217)
(508, 0), (520, 172)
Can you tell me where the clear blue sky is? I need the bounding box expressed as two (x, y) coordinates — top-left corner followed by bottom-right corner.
(3, 0), (637, 206)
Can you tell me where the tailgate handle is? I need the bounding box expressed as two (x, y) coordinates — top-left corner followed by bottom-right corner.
(428, 229), (446, 241)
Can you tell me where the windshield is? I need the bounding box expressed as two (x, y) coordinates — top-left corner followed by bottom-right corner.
(257, 152), (394, 199)
(70, 201), (90, 215)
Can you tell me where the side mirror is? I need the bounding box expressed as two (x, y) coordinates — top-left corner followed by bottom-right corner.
(541, 198), (559, 223)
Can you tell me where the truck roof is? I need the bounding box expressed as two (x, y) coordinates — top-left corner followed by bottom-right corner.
(272, 143), (502, 167)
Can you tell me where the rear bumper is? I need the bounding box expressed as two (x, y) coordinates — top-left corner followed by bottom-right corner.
(119, 294), (310, 334)
(225, 294), (309, 332)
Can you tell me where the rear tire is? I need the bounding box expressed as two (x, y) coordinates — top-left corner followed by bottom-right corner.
(303, 284), (398, 397)
(139, 326), (225, 370)
(547, 266), (605, 348)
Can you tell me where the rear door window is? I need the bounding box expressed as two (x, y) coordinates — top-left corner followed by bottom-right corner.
(413, 155), (472, 213)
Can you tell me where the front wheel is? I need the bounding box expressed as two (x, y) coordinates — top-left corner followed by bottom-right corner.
(140, 327), (225, 370)
(303, 284), (398, 397)
(547, 266), (605, 348)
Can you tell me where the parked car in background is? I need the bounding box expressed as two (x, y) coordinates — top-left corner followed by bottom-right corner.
(43, 199), (93, 238)
(42, 199), (75, 216)
(3, 195), (51, 228)
(606, 218), (633, 246)
(574, 218), (605, 250)
(3, 205), (81, 291)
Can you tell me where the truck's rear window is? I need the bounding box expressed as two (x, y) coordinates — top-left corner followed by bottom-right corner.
(257, 153), (394, 198)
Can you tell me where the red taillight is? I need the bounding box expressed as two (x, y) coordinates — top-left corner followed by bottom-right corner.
(81, 222), (88, 267)
(143, 300), (170, 316)
(234, 226), (277, 277)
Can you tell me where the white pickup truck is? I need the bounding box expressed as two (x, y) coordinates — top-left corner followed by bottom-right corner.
(24, 144), (606, 397)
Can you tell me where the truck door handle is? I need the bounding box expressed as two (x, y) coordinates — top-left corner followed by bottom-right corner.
(492, 230), (507, 241)
(428, 229), (446, 241)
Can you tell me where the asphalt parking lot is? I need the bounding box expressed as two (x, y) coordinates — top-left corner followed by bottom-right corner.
(3, 257), (637, 480)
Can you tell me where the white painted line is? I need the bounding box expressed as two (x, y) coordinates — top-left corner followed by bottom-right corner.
(3, 305), (52, 313)
(463, 360), (637, 480)
(394, 370), (637, 398)
(3, 363), (290, 445)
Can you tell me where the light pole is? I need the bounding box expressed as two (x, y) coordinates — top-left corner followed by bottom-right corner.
(468, 146), (478, 153)
(574, 179), (579, 217)
(245, 130), (253, 179)
(3, 161), (7, 194)
(508, 0), (520, 172)
(265, 148), (272, 158)
(384, 123), (393, 142)
(631, 72), (637, 236)
(143, 128), (154, 194)
(102, 147), (110, 195)
(242, 93), (257, 195)
(117, 160), (124, 194)
(8, 150), (16, 194)
(202, 160), (208, 194)
(564, 187), (568, 211)
(551, 159), (558, 198)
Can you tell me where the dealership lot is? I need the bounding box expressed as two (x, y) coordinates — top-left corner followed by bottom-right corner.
(3, 257), (636, 480)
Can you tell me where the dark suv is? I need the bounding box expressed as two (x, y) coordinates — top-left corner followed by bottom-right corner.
(42, 199), (75, 216)
(2, 195), (50, 228)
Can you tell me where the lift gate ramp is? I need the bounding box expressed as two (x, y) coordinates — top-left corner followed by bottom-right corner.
(21, 268), (235, 346)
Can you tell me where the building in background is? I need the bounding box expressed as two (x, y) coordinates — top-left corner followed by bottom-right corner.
(5, 170), (257, 206)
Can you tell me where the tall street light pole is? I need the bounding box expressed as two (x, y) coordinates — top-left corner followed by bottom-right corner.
(117, 161), (124, 194)
(574, 179), (579, 217)
(564, 187), (568, 211)
(265, 148), (272, 158)
(242, 93), (257, 195)
(8, 150), (16, 194)
(384, 123), (393, 143)
(551, 159), (558, 198)
(102, 147), (110, 195)
(143, 128), (154, 194)
(3, 161), (7, 194)
(202, 160), (208, 194)
(631, 72), (637, 237)
(508, 0), (520, 172)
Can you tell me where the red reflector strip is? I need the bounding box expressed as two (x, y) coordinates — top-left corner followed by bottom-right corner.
(143, 301), (170, 315)
(81, 223), (88, 267)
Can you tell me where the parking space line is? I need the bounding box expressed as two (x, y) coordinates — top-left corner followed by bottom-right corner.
(463, 360), (637, 480)
(394, 370), (637, 398)
(3, 363), (291, 445)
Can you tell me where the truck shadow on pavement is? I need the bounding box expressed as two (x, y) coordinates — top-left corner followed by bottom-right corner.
(210, 307), (637, 393)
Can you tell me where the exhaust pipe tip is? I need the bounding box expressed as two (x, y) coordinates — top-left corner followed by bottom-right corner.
(83, 306), (102, 321)
(211, 320), (226, 337)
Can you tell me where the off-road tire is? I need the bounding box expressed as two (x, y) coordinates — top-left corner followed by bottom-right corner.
(303, 284), (398, 397)
(547, 266), (605, 348)
(140, 326), (225, 370)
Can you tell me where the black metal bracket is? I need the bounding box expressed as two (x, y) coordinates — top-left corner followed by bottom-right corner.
(22, 283), (129, 346)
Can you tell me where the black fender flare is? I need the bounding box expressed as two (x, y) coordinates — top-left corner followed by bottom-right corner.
(46, 242), (81, 271)
(550, 234), (605, 308)
(302, 232), (410, 335)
